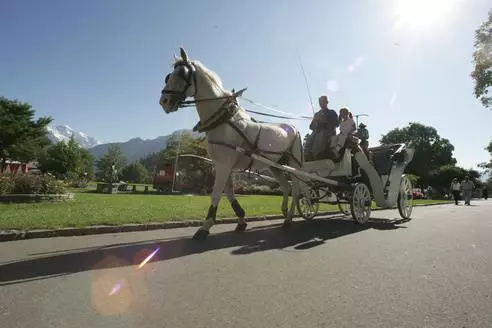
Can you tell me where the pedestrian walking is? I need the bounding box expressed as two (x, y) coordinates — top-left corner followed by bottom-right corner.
(462, 177), (475, 206)
(450, 178), (461, 205)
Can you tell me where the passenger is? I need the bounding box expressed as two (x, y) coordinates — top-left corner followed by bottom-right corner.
(332, 107), (357, 153)
(309, 95), (339, 159)
(339, 108), (356, 136)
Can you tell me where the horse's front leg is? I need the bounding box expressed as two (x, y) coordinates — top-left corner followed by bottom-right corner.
(192, 167), (231, 241)
(224, 174), (247, 232)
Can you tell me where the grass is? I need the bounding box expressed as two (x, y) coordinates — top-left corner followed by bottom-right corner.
(0, 191), (452, 230)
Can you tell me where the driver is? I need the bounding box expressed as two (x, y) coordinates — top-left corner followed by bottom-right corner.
(309, 96), (339, 159)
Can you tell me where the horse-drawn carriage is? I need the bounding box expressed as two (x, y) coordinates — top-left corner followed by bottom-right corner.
(296, 136), (414, 224)
(159, 48), (415, 240)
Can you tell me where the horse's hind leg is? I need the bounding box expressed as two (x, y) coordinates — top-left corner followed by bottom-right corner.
(224, 175), (247, 232)
(284, 175), (301, 228)
(192, 166), (231, 241)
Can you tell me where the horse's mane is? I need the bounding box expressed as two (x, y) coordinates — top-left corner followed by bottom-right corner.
(174, 57), (250, 120)
(174, 59), (231, 97)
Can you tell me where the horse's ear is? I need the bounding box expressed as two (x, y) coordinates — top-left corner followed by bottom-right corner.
(180, 47), (189, 62)
(173, 53), (179, 63)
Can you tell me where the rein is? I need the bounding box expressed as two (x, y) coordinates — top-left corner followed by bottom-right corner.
(178, 88), (247, 108)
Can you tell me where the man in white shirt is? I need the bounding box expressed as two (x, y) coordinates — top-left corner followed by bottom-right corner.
(461, 177), (475, 206)
(450, 178), (461, 205)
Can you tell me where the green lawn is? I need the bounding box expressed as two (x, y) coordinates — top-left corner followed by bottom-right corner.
(0, 191), (452, 230)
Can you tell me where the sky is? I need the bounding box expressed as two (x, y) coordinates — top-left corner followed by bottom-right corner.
(1, 0), (491, 170)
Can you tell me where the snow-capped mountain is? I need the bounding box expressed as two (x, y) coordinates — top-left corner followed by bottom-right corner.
(47, 125), (101, 149)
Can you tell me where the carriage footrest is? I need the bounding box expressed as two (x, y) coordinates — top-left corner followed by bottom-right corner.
(302, 159), (335, 177)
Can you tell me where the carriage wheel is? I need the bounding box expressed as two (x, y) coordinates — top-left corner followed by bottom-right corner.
(398, 175), (413, 219)
(297, 188), (320, 220)
(350, 183), (372, 224)
(336, 193), (350, 215)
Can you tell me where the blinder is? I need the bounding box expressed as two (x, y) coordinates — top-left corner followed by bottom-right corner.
(161, 61), (197, 101)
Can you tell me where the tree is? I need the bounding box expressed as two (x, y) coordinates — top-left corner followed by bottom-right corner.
(480, 140), (492, 192)
(96, 144), (126, 182)
(0, 97), (53, 165)
(482, 140), (492, 170)
(160, 132), (212, 180)
(429, 164), (483, 195)
(159, 132), (207, 160)
(121, 163), (149, 183)
(139, 132), (208, 174)
(471, 10), (492, 109)
(380, 122), (456, 186)
(37, 135), (94, 179)
(429, 165), (467, 194)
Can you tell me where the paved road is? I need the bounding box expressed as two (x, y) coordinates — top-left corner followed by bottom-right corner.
(1, 200), (492, 328)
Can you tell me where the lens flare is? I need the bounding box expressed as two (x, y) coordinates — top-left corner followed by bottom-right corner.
(108, 279), (125, 296)
(138, 247), (160, 269)
(390, 92), (398, 107)
(327, 80), (339, 92)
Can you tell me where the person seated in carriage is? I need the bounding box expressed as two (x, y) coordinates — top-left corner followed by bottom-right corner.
(332, 107), (357, 152)
(309, 95), (339, 160)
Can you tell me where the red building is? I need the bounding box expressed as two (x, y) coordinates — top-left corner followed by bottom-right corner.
(0, 161), (38, 174)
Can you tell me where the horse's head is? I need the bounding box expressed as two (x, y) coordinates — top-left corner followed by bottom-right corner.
(159, 47), (197, 113)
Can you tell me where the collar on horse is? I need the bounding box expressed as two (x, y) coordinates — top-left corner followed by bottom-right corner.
(191, 88), (247, 133)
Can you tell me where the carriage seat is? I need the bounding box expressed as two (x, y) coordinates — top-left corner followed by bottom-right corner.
(308, 133), (358, 163)
(367, 144), (406, 175)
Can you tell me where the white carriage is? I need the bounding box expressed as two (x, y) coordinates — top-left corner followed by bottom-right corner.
(235, 131), (415, 224)
(296, 135), (415, 223)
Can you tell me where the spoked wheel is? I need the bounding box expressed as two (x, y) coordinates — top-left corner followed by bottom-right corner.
(350, 183), (372, 224)
(398, 175), (413, 219)
(297, 188), (320, 220)
(336, 192), (351, 215)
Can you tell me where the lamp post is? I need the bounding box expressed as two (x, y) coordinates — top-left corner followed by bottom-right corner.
(354, 114), (369, 126)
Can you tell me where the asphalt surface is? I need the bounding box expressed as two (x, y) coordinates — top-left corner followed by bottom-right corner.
(1, 200), (491, 328)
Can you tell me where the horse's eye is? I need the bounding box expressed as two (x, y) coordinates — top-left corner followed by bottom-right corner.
(165, 74), (170, 83)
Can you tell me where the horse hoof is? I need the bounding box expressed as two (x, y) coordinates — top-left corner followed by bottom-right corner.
(235, 222), (247, 232)
(192, 229), (209, 241)
(282, 221), (292, 229)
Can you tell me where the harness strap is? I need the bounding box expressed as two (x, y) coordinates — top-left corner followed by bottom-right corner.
(197, 100), (240, 133)
(180, 88), (247, 107)
(246, 125), (262, 172)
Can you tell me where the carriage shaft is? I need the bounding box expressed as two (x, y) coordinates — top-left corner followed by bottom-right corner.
(235, 147), (340, 187)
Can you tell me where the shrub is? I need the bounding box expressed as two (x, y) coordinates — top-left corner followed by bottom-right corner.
(0, 173), (65, 195)
(240, 184), (283, 195)
(0, 174), (14, 195)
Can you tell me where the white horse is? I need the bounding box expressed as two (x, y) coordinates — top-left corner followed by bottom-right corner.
(159, 48), (303, 240)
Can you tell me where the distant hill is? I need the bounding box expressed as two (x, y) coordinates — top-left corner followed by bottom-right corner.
(87, 129), (203, 163)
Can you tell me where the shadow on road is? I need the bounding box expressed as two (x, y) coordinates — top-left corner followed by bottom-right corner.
(0, 216), (408, 286)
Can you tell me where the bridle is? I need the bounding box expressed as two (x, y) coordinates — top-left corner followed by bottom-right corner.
(161, 61), (198, 106)
(161, 61), (245, 109)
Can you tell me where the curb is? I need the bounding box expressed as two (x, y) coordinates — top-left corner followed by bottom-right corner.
(0, 202), (451, 242)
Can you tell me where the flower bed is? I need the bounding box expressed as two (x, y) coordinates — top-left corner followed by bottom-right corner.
(0, 172), (68, 203)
